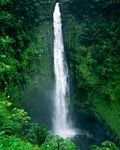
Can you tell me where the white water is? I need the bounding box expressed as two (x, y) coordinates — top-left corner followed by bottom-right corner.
(53, 3), (76, 138)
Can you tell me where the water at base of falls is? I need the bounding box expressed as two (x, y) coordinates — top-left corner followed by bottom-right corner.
(52, 3), (76, 138)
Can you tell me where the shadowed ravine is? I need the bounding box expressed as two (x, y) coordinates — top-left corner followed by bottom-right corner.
(25, 2), (109, 150)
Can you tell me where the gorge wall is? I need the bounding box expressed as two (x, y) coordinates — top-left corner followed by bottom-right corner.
(60, 0), (120, 142)
(61, 0), (120, 142)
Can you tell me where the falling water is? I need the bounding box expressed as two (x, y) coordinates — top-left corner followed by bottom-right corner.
(53, 3), (76, 138)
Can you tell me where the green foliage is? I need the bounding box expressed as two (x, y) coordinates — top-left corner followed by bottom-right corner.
(0, 0), (11, 6)
(62, 0), (120, 141)
(0, 94), (50, 149)
(0, 0), (54, 101)
(91, 141), (119, 150)
(0, 94), (76, 149)
(93, 98), (120, 139)
(0, 135), (40, 150)
(0, 94), (30, 135)
(40, 135), (76, 150)
(25, 123), (48, 145)
(0, 0), (57, 149)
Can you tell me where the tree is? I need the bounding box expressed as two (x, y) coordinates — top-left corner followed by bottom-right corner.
(40, 135), (76, 150)
(90, 141), (119, 150)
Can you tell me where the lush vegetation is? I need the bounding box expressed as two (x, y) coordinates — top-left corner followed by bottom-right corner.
(40, 135), (76, 150)
(0, 94), (76, 149)
(0, 0), (77, 149)
(0, 0), (76, 149)
(0, 0), (54, 101)
(91, 141), (119, 150)
(0, 94), (45, 149)
(0, 0), (120, 149)
(61, 0), (120, 148)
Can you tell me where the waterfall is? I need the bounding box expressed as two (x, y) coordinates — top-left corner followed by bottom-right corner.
(53, 3), (76, 138)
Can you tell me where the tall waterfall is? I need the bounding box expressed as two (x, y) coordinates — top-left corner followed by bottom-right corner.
(53, 3), (76, 138)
